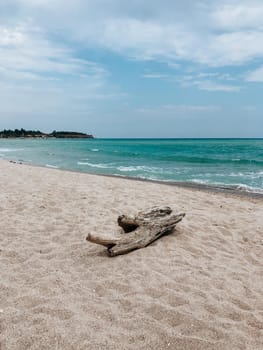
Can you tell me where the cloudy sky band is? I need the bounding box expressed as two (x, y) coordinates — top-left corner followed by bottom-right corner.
(0, 0), (262, 137)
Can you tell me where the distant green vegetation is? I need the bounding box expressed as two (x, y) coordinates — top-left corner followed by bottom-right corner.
(0, 128), (94, 139)
(50, 131), (94, 138)
(0, 128), (42, 138)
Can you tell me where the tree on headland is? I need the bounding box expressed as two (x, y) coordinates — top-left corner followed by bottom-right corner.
(0, 128), (43, 138)
(0, 128), (94, 138)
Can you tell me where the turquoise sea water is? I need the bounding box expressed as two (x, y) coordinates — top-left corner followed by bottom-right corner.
(0, 138), (263, 193)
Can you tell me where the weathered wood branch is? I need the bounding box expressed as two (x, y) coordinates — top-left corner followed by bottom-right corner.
(117, 206), (173, 232)
(86, 206), (185, 257)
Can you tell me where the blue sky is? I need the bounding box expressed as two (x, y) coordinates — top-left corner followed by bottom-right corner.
(0, 0), (263, 137)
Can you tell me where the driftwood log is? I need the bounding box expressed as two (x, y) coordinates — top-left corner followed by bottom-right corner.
(86, 206), (185, 256)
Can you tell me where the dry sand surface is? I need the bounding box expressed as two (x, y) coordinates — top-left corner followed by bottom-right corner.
(0, 160), (263, 350)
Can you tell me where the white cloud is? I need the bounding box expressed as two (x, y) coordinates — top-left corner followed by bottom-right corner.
(212, 2), (263, 30)
(190, 80), (241, 92)
(0, 24), (107, 77)
(246, 66), (263, 82)
(164, 104), (220, 112)
(143, 73), (171, 79)
(0, 21), (122, 128)
(143, 71), (241, 92)
(137, 104), (220, 115)
(3, 0), (263, 68)
(207, 31), (263, 66)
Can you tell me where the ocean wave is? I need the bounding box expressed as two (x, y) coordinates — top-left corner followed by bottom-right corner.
(234, 184), (263, 194)
(46, 164), (59, 169)
(191, 179), (211, 185)
(77, 161), (112, 169)
(228, 171), (263, 179)
(0, 148), (24, 152)
(229, 172), (247, 177)
(91, 149), (99, 152)
(113, 173), (159, 181)
(117, 165), (151, 172)
(77, 162), (91, 165)
(158, 154), (263, 166)
(117, 166), (138, 172)
(117, 165), (165, 173)
(190, 179), (263, 194)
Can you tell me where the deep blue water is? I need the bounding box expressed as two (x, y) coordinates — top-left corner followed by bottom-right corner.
(0, 138), (263, 193)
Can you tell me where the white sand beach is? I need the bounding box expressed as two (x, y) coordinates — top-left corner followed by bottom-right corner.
(0, 160), (262, 349)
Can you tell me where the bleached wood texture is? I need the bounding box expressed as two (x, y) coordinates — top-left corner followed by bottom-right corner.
(86, 206), (185, 256)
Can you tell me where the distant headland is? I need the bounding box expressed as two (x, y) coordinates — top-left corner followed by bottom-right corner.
(0, 129), (94, 139)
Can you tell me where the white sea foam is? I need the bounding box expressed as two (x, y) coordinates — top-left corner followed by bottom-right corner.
(229, 172), (245, 177)
(117, 165), (160, 173)
(113, 173), (159, 181)
(191, 179), (263, 194)
(235, 184), (263, 194)
(91, 149), (99, 152)
(246, 172), (263, 179)
(139, 175), (159, 181)
(117, 166), (140, 172)
(0, 148), (24, 152)
(191, 179), (211, 185)
(229, 171), (263, 179)
(78, 161), (112, 169)
(46, 164), (59, 169)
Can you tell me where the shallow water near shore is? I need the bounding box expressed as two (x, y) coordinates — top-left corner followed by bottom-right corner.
(0, 138), (263, 194)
